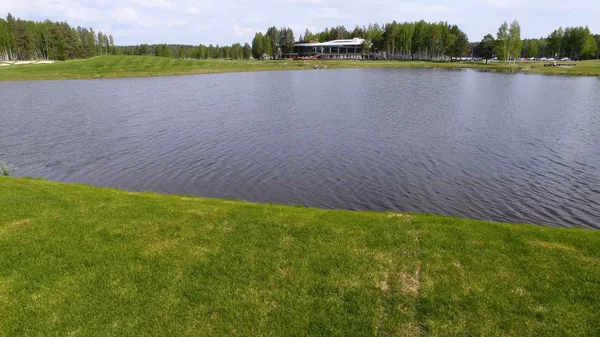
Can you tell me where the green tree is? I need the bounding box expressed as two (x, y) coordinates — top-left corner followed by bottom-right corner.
(280, 27), (294, 56)
(397, 23), (414, 58)
(451, 25), (469, 60)
(581, 34), (598, 59)
(352, 25), (365, 39)
(478, 34), (495, 63)
(252, 32), (264, 59)
(547, 27), (564, 58)
(523, 39), (539, 58)
(496, 21), (509, 62)
(0, 18), (10, 60)
(302, 28), (316, 41)
(263, 35), (272, 59)
(444, 31), (456, 60)
(366, 23), (383, 51)
(243, 43), (252, 60)
(108, 34), (115, 54)
(382, 21), (399, 56)
(97, 31), (105, 55)
(361, 39), (371, 56)
(508, 20), (522, 62)
(154, 44), (172, 58)
(265, 26), (279, 59)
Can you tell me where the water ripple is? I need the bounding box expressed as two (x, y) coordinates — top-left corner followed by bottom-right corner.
(1, 69), (599, 229)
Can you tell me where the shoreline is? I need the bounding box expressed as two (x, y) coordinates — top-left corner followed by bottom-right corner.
(3, 176), (594, 231)
(1, 55), (599, 81)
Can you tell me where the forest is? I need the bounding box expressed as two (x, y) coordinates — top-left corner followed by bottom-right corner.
(117, 43), (252, 60)
(252, 21), (598, 61)
(252, 22), (471, 61)
(0, 14), (115, 61)
(1, 13), (599, 62)
(474, 24), (600, 62)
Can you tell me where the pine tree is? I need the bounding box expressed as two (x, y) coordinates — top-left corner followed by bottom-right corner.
(252, 33), (264, 59)
(243, 43), (252, 60)
(265, 26), (279, 59)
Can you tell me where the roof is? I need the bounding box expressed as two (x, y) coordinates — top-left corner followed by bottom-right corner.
(294, 38), (366, 47)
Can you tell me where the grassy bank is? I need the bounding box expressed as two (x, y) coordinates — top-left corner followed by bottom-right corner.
(1, 55), (600, 81)
(1, 176), (599, 336)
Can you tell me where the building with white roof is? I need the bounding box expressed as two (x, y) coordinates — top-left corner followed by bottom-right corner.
(292, 38), (369, 59)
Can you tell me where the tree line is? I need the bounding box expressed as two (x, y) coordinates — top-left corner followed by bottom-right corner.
(474, 22), (599, 62)
(251, 27), (295, 59)
(251, 22), (470, 60)
(0, 13), (116, 61)
(2, 12), (599, 62)
(116, 43), (252, 60)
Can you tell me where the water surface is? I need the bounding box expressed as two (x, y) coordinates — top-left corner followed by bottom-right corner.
(1, 68), (599, 228)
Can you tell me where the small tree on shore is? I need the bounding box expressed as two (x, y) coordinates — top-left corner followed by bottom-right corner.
(243, 43), (252, 60)
(0, 161), (14, 176)
(478, 34), (496, 63)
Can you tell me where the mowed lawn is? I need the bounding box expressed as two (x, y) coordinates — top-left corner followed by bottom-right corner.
(1, 55), (600, 81)
(1, 176), (599, 336)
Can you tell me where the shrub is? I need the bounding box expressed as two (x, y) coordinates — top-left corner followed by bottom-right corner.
(0, 162), (15, 176)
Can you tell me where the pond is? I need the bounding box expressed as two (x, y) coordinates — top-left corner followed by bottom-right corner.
(1, 68), (599, 228)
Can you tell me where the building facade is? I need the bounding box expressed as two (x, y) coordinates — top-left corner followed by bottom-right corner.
(292, 38), (368, 59)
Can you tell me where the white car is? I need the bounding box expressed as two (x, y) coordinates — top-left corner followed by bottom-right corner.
(548, 58), (555, 61)
(561, 57), (570, 61)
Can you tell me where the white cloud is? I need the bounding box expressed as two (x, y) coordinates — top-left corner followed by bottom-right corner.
(312, 7), (353, 20)
(234, 22), (254, 38)
(165, 19), (186, 27)
(111, 8), (138, 23)
(0, 0), (598, 45)
(133, 0), (173, 8)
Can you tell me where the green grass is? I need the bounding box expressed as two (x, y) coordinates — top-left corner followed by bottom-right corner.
(1, 176), (600, 336)
(1, 55), (600, 81)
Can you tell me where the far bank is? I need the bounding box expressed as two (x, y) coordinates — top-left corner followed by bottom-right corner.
(1, 55), (600, 81)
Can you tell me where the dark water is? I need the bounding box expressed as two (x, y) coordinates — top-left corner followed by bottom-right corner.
(1, 69), (599, 229)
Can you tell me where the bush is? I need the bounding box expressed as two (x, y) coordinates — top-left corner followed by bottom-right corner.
(0, 162), (15, 176)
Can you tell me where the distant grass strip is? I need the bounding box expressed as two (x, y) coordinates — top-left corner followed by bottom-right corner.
(1, 176), (600, 336)
(1, 55), (600, 81)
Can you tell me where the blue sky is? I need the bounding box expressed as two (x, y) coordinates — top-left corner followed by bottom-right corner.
(1, 0), (598, 46)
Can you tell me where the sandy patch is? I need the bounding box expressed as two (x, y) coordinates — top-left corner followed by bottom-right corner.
(377, 272), (390, 292)
(388, 213), (413, 222)
(530, 240), (578, 252)
(402, 264), (422, 296)
(143, 238), (181, 256)
(396, 323), (421, 337)
(0, 219), (30, 235)
(512, 287), (527, 296)
(1, 60), (55, 66)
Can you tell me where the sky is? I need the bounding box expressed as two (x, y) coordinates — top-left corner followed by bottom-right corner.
(1, 0), (599, 46)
